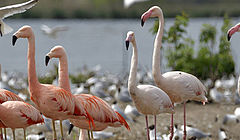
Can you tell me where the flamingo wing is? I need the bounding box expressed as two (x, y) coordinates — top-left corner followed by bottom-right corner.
(0, 89), (24, 103)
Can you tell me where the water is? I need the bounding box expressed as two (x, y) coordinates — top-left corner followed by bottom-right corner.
(0, 18), (240, 76)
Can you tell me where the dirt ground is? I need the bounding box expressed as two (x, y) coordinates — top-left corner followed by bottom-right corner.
(8, 102), (240, 140)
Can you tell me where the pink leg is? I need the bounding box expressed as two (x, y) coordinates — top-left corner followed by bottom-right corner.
(169, 103), (174, 140)
(145, 115), (150, 140)
(154, 115), (156, 140)
(183, 102), (187, 140)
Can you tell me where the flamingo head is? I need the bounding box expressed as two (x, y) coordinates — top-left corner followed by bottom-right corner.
(141, 6), (162, 26)
(125, 31), (135, 50)
(227, 23), (240, 41)
(193, 91), (208, 105)
(12, 25), (34, 46)
(45, 45), (66, 66)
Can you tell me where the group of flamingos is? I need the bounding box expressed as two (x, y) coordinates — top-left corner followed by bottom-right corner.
(1, 5), (240, 140)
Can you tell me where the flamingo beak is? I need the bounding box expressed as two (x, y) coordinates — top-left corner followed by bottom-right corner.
(45, 55), (50, 66)
(12, 35), (18, 46)
(141, 10), (152, 27)
(227, 33), (231, 41)
(68, 123), (74, 135)
(125, 40), (129, 50)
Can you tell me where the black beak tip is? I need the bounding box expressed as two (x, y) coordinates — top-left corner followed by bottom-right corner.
(68, 123), (74, 135)
(12, 35), (18, 46)
(141, 19), (145, 27)
(125, 41), (129, 50)
(227, 34), (231, 41)
(45, 56), (50, 66)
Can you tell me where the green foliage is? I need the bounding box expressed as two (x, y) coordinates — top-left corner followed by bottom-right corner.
(152, 12), (235, 82)
(69, 71), (96, 84)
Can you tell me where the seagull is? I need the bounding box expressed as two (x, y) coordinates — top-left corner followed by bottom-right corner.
(218, 128), (227, 140)
(222, 114), (239, 125)
(92, 131), (114, 139)
(26, 132), (45, 140)
(148, 125), (162, 140)
(40, 24), (69, 38)
(180, 125), (211, 139)
(0, 0), (38, 36)
(123, 0), (149, 9)
(124, 104), (141, 120)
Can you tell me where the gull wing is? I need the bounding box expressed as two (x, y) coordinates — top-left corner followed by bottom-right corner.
(0, 0), (38, 19)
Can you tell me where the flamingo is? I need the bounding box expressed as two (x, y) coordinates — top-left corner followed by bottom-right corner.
(12, 26), (94, 140)
(0, 0), (38, 36)
(0, 87), (24, 140)
(45, 46), (130, 139)
(227, 23), (240, 96)
(125, 31), (174, 140)
(0, 101), (44, 140)
(141, 6), (208, 140)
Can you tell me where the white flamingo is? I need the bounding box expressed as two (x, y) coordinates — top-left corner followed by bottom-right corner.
(141, 6), (208, 140)
(0, 0), (38, 36)
(125, 31), (174, 140)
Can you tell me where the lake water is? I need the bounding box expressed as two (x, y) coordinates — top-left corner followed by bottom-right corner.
(1, 18), (240, 76)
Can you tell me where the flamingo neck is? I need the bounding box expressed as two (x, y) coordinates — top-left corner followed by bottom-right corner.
(152, 11), (164, 85)
(128, 40), (138, 94)
(58, 54), (71, 93)
(27, 35), (40, 93)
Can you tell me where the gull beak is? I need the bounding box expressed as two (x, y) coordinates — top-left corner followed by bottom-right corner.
(125, 40), (129, 50)
(12, 35), (18, 46)
(68, 123), (74, 135)
(45, 55), (50, 66)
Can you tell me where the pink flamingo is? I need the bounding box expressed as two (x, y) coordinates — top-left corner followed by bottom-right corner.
(141, 6), (208, 140)
(12, 26), (94, 140)
(227, 23), (240, 96)
(125, 31), (174, 140)
(0, 88), (24, 140)
(45, 46), (130, 139)
(0, 100), (44, 140)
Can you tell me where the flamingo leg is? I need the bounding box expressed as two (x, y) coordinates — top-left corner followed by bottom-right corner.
(87, 130), (91, 140)
(183, 102), (187, 140)
(60, 120), (64, 140)
(23, 129), (26, 140)
(90, 130), (94, 140)
(0, 128), (3, 140)
(52, 120), (57, 140)
(154, 115), (156, 140)
(145, 115), (150, 140)
(4, 128), (6, 140)
(12, 129), (15, 140)
(170, 103), (174, 140)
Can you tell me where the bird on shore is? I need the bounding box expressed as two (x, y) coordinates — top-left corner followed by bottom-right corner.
(0, 0), (38, 36)
(45, 45), (130, 139)
(41, 24), (68, 39)
(123, 0), (149, 9)
(141, 6), (207, 140)
(125, 31), (174, 140)
(0, 101), (44, 140)
(12, 26), (94, 140)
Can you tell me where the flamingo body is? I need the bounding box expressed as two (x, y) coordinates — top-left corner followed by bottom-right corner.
(0, 101), (43, 129)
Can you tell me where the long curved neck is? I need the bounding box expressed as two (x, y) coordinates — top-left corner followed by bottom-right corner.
(58, 54), (71, 93)
(128, 40), (138, 94)
(28, 34), (40, 92)
(152, 10), (164, 85)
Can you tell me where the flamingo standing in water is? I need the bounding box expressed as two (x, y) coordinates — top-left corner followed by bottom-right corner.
(12, 26), (94, 140)
(45, 46), (130, 139)
(141, 6), (208, 140)
(227, 23), (240, 96)
(125, 31), (174, 140)
(0, 87), (24, 140)
(0, 101), (44, 140)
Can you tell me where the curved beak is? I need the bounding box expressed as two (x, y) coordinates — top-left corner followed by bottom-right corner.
(227, 33), (231, 41)
(12, 35), (18, 46)
(141, 18), (145, 27)
(45, 55), (50, 66)
(68, 123), (74, 135)
(141, 10), (152, 27)
(125, 40), (129, 50)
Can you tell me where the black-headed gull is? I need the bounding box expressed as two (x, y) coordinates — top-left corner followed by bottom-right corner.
(0, 0), (38, 36)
